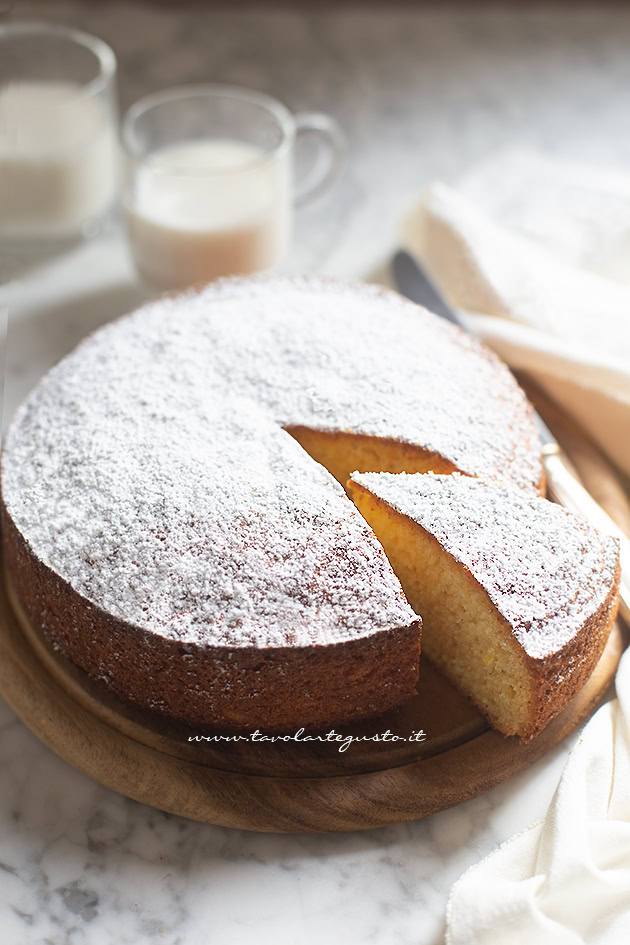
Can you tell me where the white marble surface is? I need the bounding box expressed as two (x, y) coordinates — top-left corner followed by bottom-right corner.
(1, 2), (629, 943)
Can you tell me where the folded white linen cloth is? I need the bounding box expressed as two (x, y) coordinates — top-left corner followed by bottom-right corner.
(400, 150), (630, 943)
(402, 149), (630, 477)
(445, 646), (630, 945)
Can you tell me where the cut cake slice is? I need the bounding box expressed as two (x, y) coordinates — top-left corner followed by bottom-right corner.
(348, 472), (620, 740)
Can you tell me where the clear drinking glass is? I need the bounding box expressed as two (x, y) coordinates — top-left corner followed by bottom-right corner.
(0, 21), (119, 244)
(122, 84), (345, 290)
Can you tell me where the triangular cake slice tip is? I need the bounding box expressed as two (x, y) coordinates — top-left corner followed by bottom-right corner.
(347, 472), (620, 740)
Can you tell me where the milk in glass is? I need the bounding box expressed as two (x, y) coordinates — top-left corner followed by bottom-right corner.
(125, 139), (291, 290)
(0, 81), (118, 239)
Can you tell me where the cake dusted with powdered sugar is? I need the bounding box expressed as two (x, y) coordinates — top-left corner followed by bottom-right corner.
(1, 276), (545, 731)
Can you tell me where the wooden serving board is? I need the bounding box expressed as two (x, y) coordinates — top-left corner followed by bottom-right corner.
(0, 387), (628, 833)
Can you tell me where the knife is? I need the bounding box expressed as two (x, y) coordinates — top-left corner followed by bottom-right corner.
(392, 249), (630, 626)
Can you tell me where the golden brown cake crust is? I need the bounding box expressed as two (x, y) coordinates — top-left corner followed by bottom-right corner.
(519, 577), (620, 740)
(2, 506), (421, 731)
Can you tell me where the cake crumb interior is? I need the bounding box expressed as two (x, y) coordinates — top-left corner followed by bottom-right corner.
(347, 485), (534, 737)
(286, 427), (458, 488)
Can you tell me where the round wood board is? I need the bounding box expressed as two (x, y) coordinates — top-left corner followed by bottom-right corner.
(0, 386), (628, 833)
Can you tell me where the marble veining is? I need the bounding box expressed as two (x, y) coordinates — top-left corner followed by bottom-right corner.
(1, 1), (628, 942)
(0, 692), (571, 945)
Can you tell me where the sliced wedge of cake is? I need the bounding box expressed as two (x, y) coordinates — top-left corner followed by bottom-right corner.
(348, 472), (620, 740)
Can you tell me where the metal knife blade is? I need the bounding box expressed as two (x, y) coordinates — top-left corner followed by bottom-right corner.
(392, 250), (460, 327)
(391, 249), (630, 626)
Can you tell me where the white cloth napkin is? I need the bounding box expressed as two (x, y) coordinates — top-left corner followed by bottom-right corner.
(402, 150), (630, 943)
(445, 647), (630, 945)
(402, 149), (630, 477)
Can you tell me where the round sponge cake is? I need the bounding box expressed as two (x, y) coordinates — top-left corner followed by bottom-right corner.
(0, 276), (543, 731)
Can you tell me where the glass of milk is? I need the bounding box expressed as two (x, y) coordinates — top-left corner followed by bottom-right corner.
(122, 85), (345, 290)
(0, 22), (118, 244)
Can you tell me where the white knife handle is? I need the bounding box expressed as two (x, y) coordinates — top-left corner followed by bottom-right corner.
(542, 443), (630, 626)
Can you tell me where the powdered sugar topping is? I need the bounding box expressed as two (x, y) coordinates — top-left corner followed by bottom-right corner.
(2, 276), (541, 648)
